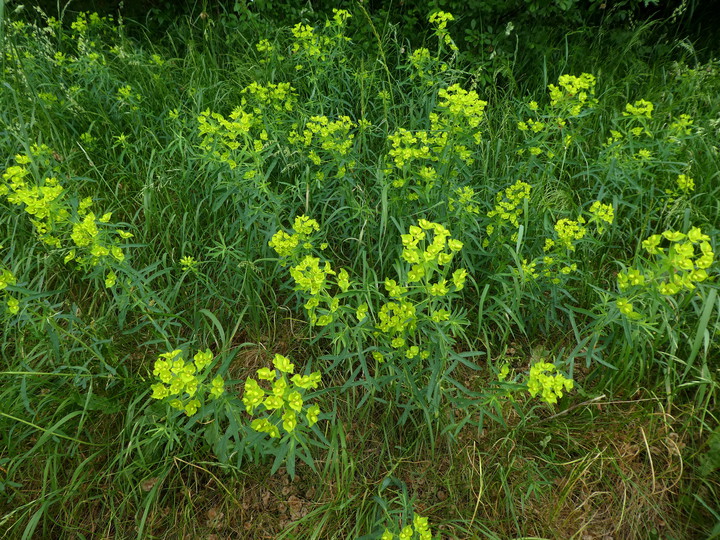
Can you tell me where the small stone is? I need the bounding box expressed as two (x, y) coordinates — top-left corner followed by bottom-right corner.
(140, 478), (158, 492)
(288, 495), (304, 520)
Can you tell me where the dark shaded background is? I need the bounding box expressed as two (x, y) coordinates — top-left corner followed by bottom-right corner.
(16, 0), (720, 51)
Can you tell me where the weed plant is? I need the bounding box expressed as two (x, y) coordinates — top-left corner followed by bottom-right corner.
(1, 4), (719, 538)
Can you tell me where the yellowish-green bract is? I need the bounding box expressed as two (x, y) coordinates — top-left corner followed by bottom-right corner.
(1, 145), (132, 290)
(381, 513), (433, 539)
(242, 354), (322, 438)
(527, 362), (574, 405)
(150, 349), (225, 417)
(548, 72), (598, 116)
(0, 259), (19, 315)
(616, 226), (714, 319)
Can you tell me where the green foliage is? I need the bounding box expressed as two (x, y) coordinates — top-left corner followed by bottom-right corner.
(1, 3), (718, 538)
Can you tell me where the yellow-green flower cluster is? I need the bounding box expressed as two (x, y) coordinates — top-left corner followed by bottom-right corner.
(197, 106), (265, 170)
(487, 180), (531, 227)
(623, 99), (654, 119)
(520, 202), (612, 285)
(518, 100), (546, 129)
(290, 10), (351, 69)
(615, 297), (641, 319)
(617, 266), (646, 290)
(255, 38), (283, 64)
(676, 173), (695, 193)
(429, 11), (454, 31)
(517, 117), (547, 134)
(116, 84), (141, 111)
(79, 132), (96, 148)
(12, 13), (119, 80)
(256, 38), (272, 53)
(70, 13), (90, 35)
(408, 47), (448, 85)
(536, 249), (577, 284)
(588, 201), (614, 234)
(67, 199), (127, 272)
(603, 128), (649, 162)
(448, 186), (480, 215)
(242, 354), (322, 438)
(69, 12), (111, 37)
(50, 49), (68, 65)
(516, 82), (593, 159)
(548, 73), (597, 116)
(428, 10), (458, 52)
(288, 115), (356, 178)
(485, 180), (531, 246)
(520, 258), (540, 280)
(179, 255), (200, 272)
(619, 227), (714, 298)
(371, 220), (466, 362)
(270, 216), (349, 326)
(269, 215), (320, 259)
(2, 148), (130, 283)
(387, 129), (433, 172)
(553, 217), (587, 251)
(669, 114), (693, 136)
(0, 267), (17, 290)
(291, 256), (335, 295)
(535, 251), (577, 285)
(381, 513), (433, 540)
(197, 83), (294, 173)
(38, 92), (62, 107)
(377, 299), (417, 338)
(648, 228), (714, 278)
(400, 220), (464, 284)
(293, 257), (348, 327)
(46, 12), (114, 73)
(328, 8), (352, 27)
(0, 263), (19, 316)
(601, 99), (698, 170)
(240, 82), (296, 114)
(431, 84), (487, 144)
(271, 217), (468, 372)
(666, 173), (695, 198)
(3, 169), (67, 247)
(534, 216), (587, 282)
(386, 85), (486, 196)
(527, 362), (574, 405)
(294, 216), (321, 236)
(290, 23), (320, 59)
(150, 349), (225, 417)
